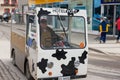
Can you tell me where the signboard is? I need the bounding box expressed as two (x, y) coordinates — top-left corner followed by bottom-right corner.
(101, 0), (120, 4)
(29, 0), (63, 5)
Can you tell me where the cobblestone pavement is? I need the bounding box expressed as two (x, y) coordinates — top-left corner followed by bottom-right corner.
(0, 23), (27, 80)
(0, 60), (15, 80)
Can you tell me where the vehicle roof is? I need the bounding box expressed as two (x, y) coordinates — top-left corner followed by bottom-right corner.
(36, 7), (87, 17)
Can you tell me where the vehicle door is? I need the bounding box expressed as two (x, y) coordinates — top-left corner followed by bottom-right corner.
(26, 14), (37, 77)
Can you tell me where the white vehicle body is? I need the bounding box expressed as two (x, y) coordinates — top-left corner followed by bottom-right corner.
(11, 7), (88, 80)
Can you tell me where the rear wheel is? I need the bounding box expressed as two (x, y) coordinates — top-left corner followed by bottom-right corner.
(12, 50), (16, 66)
(25, 61), (33, 80)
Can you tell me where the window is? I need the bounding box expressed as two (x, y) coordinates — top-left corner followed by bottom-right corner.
(4, 0), (9, 4)
(11, 0), (16, 4)
(39, 15), (86, 49)
(26, 15), (37, 49)
(4, 8), (10, 13)
(12, 8), (15, 13)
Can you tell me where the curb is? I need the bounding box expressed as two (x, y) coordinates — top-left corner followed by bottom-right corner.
(89, 47), (120, 56)
(0, 23), (11, 27)
(89, 47), (106, 54)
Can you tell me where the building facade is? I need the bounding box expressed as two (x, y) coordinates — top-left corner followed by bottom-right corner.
(92, 0), (120, 35)
(69, 0), (93, 31)
(12, 0), (120, 35)
(16, 0), (93, 31)
(17, 0), (28, 13)
(0, 0), (18, 15)
(101, 1), (120, 35)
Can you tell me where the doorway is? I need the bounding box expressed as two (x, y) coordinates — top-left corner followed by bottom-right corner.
(101, 5), (120, 35)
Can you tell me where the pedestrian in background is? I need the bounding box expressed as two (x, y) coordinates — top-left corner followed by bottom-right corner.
(3, 12), (11, 22)
(115, 16), (120, 43)
(99, 17), (110, 43)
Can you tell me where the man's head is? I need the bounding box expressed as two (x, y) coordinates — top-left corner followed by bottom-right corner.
(40, 19), (47, 24)
(40, 16), (47, 29)
(40, 16), (47, 22)
(100, 17), (107, 22)
(101, 17), (106, 20)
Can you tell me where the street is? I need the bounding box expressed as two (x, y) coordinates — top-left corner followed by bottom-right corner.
(87, 50), (120, 80)
(0, 23), (120, 80)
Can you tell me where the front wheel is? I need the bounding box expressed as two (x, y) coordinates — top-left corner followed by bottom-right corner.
(25, 61), (34, 80)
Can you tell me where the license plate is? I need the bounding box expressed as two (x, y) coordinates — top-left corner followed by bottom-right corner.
(58, 76), (70, 80)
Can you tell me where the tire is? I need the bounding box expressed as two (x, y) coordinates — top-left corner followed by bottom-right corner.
(25, 61), (34, 80)
(12, 50), (16, 66)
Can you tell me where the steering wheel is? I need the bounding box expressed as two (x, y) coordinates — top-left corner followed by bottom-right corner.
(53, 41), (64, 47)
(53, 40), (70, 48)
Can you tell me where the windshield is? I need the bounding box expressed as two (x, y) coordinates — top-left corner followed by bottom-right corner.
(39, 15), (86, 49)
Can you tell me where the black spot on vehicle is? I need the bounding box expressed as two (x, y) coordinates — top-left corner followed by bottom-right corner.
(37, 58), (48, 73)
(78, 50), (88, 64)
(37, 8), (51, 24)
(61, 57), (78, 76)
(52, 49), (67, 60)
(32, 63), (34, 72)
(37, 8), (51, 16)
(67, 9), (79, 16)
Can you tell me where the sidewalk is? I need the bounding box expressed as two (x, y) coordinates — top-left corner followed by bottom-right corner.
(89, 40), (120, 55)
(88, 34), (120, 56)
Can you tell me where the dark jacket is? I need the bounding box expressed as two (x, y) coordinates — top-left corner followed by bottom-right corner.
(41, 26), (62, 47)
(99, 21), (110, 32)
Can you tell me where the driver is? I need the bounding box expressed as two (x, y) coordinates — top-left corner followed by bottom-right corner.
(40, 16), (63, 48)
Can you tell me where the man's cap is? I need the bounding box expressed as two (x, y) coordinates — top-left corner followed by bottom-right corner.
(103, 17), (107, 19)
(101, 16), (107, 20)
(40, 16), (47, 20)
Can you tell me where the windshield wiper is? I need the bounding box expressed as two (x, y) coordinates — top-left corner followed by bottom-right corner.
(57, 15), (68, 41)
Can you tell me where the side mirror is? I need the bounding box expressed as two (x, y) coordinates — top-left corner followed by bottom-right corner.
(29, 15), (34, 23)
